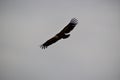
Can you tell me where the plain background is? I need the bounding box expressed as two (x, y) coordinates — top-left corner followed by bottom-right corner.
(0, 0), (120, 80)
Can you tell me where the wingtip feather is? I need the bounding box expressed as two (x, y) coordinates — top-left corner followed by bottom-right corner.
(40, 45), (47, 49)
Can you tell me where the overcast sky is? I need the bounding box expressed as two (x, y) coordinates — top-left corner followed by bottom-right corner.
(0, 0), (120, 80)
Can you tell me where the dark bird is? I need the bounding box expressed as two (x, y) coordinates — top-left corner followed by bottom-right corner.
(40, 18), (78, 49)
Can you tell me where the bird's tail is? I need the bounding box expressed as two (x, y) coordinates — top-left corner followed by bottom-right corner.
(62, 34), (70, 39)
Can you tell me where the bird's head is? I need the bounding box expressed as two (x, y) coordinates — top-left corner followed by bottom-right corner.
(70, 18), (78, 25)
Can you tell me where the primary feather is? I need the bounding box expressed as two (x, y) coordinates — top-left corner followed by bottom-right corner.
(40, 18), (78, 49)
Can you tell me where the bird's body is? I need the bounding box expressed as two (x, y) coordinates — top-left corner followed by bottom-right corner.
(40, 18), (78, 49)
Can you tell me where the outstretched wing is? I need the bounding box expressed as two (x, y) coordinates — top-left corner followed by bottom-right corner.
(59, 18), (78, 34)
(40, 35), (61, 49)
(40, 18), (78, 49)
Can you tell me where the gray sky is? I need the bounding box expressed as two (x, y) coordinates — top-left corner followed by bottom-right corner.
(0, 0), (120, 80)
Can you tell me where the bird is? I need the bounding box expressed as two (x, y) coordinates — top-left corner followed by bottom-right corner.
(40, 18), (78, 49)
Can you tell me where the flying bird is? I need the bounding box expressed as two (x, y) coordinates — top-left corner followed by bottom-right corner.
(40, 18), (78, 49)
